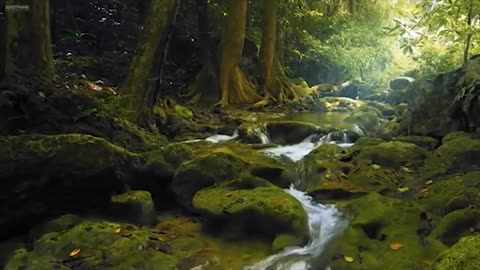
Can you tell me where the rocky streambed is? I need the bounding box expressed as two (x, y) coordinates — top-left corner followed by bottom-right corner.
(1, 106), (480, 270)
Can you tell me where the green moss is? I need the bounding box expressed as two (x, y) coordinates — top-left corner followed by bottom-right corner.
(441, 132), (471, 144)
(418, 172), (480, 214)
(174, 104), (194, 119)
(110, 190), (156, 226)
(193, 185), (309, 242)
(171, 152), (246, 209)
(430, 235), (480, 270)
(431, 209), (480, 246)
(331, 193), (446, 270)
(353, 141), (427, 169)
(393, 136), (439, 151)
(422, 137), (480, 178)
(272, 234), (303, 252)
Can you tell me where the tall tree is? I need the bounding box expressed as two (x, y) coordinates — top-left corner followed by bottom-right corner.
(5, 0), (54, 90)
(120, 0), (178, 126)
(189, 0), (261, 106)
(258, 0), (311, 104)
(464, 0), (474, 64)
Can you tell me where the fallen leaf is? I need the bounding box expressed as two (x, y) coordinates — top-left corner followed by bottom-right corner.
(344, 256), (355, 263)
(397, 187), (410, 193)
(420, 188), (429, 193)
(114, 228), (121, 234)
(389, 242), (405, 250)
(426, 180), (433, 185)
(69, 248), (81, 257)
(372, 164), (381, 170)
(402, 167), (414, 173)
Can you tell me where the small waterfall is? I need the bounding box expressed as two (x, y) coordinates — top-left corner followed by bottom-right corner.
(245, 186), (347, 270)
(205, 130), (239, 143)
(260, 133), (270, 144)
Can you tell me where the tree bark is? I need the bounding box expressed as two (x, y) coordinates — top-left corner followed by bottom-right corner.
(5, 0), (54, 91)
(120, 0), (178, 126)
(259, 0), (277, 96)
(215, 0), (260, 106)
(463, 0), (474, 65)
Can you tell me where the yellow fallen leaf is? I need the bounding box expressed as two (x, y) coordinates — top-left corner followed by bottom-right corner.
(114, 228), (121, 234)
(389, 242), (405, 250)
(69, 248), (81, 257)
(397, 187), (410, 193)
(344, 256), (355, 263)
(402, 167), (414, 173)
(426, 180), (433, 185)
(420, 188), (429, 193)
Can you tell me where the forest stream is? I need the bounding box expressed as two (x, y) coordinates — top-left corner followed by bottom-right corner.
(2, 0), (480, 269)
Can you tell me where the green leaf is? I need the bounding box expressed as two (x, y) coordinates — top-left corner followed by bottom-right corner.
(397, 187), (410, 193)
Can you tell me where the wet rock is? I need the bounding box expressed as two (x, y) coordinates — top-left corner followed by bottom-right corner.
(0, 134), (145, 240)
(266, 121), (319, 145)
(330, 193), (446, 270)
(430, 235), (480, 270)
(237, 122), (268, 144)
(344, 107), (382, 135)
(110, 190), (157, 226)
(192, 184), (309, 248)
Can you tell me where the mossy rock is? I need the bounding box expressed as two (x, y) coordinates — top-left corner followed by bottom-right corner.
(302, 144), (354, 192)
(4, 221), (177, 270)
(417, 172), (480, 215)
(0, 134), (145, 240)
(431, 209), (480, 246)
(192, 185), (309, 246)
(272, 233), (304, 252)
(266, 121), (319, 145)
(110, 190), (157, 226)
(430, 235), (480, 270)
(174, 104), (194, 119)
(171, 152), (246, 210)
(441, 132), (471, 144)
(237, 122), (268, 144)
(393, 136), (439, 151)
(344, 107), (382, 135)
(353, 141), (427, 169)
(422, 136), (480, 178)
(330, 193), (446, 270)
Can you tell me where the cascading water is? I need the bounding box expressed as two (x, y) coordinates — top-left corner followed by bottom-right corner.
(245, 134), (350, 270)
(205, 130), (239, 143)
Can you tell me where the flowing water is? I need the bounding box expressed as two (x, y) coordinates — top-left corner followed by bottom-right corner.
(194, 122), (352, 270)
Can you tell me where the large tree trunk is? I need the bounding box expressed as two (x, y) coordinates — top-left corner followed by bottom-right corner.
(5, 0), (54, 91)
(120, 0), (178, 126)
(257, 0), (311, 105)
(216, 0), (260, 106)
(259, 0), (277, 96)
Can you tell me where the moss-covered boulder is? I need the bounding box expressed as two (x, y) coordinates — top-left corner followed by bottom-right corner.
(430, 235), (480, 270)
(344, 107), (382, 136)
(417, 172), (480, 215)
(171, 152), (246, 209)
(192, 184), (309, 250)
(0, 134), (145, 239)
(301, 144), (354, 194)
(266, 121), (319, 145)
(422, 136), (480, 178)
(430, 209), (480, 246)
(110, 190), (157, 226)
(352, 141), (428, 169)
(237, 122), (269, 144)
(393, 136), (439, 151)
(330, 193), (446, 270)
